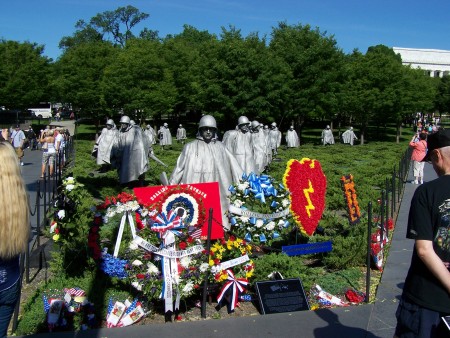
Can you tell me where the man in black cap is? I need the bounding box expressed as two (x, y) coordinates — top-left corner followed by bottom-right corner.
(395, 129), (450, 337)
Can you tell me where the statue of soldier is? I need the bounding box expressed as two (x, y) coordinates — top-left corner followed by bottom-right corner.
(321, 125), (335, 145)
(92, 119), (119, 172)
(158, 123), (172, 149)
(341, 127), (358, 145)
(169, 115), (243, 230)
(143, 125), (156, 146)
(222, 116), (258, 175)
(268, 122), (282, 156)
(176, 124), (187, 144)
(250, 120), (269, 173)
(111, 115), (148, 186)
(286, 126), (300, 148)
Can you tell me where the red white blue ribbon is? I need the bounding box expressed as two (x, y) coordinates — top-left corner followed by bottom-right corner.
(217, 269), (249, 312)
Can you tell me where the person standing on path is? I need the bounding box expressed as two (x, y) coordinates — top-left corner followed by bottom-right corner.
(0, 142), (30, 338)
(409, 132), (427, 184)
(394, 129), (450, 338)
(9, 125), (26, 166)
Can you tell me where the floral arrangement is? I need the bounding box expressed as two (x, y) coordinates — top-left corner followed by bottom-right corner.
(370, 229), (388, 271)
(283, 158), (327, 236)
(340, 175), (361, 224)
(48, 177), (85, 243)
(227, 172), (293, 245)
(92, 188), (208, 316)
(208, 235), (255, 312)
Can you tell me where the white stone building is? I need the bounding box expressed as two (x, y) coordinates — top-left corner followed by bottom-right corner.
(393, 47), (450, 78)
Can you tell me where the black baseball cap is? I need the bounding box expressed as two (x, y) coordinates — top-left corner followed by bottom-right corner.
(422, 129), (450, 162)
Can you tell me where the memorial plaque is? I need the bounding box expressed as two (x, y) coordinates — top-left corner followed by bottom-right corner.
(255, 278), (310, 315)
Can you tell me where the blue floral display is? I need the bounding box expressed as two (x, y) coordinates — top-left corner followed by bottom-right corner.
(165, 196), (195, 225)
(101, 252), (128, 279)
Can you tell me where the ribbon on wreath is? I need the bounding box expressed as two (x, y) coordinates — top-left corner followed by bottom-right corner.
(217, 269), (249, 312)
(113, 211), (137, 258)
(151, 210), (184, 314)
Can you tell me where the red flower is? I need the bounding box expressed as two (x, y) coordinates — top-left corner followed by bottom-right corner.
(136, 274), (146, 279)
(179, 242), (187, 250)
(187, 236), (194, 243)
(54, 228), (60, 234)
(214, 259), (220, 265)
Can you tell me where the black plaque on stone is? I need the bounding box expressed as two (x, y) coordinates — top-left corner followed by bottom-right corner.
(255, 278), (310, 315)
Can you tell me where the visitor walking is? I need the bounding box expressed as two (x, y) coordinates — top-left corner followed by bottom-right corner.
(0, 142), (30, 338)
(39, 129), (56, 178)
(9, 125), (26, 166)
(409, 132), (427, 184)
(394, 129), (450, 338)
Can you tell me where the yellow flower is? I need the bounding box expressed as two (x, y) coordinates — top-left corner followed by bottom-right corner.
(245, 271), (253, 278)
(53, 234), (60, 242)
(209, 259), (214, 266)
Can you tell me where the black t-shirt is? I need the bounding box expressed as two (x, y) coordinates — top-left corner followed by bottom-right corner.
(403, 175), (450, 313)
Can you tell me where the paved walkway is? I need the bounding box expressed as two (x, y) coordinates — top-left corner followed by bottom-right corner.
(12, 148), (433, 338)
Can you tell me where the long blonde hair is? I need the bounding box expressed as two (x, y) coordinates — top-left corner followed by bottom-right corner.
(0, 142), (30, 258)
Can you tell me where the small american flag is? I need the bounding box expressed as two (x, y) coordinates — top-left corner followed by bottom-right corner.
(125, 299), (138, 314)
(188, 226), (202, 239)
(64, 287), (86, 297)
(43, 295), (50, 313)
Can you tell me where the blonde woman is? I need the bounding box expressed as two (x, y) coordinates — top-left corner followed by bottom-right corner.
(39, 129), (56, 178)
(0, 142), (30, 337)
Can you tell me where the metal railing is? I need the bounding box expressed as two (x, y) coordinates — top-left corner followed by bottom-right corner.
(365, 146), (412, 302)
(11, 136), (75, 332)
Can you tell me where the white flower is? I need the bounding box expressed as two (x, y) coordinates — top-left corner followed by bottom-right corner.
(65, 184), (75, 191)
(211, 266), (221, 274)
(240, 216), (249, 223)
(237, 182), (249, 191)
(147, 262), (159, 275)
(282, 199), (290, 207)
(65, 177), (75, 184)
(233, 199), (244, 208)
(199, 263), (209, 272)
(180, 256), (192, 269)
(57, 210), (65, 219)
(129, 241), (139, 250)
(265, 221), (275, 231)
(132, 260), (143, 266)
(182, 281), (194, 295)
(255, 219), (264, 228)
(131, 281), (143, 291)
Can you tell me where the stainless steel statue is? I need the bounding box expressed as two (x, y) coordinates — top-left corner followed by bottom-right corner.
(176, 124), (187, 144)
(250, 120), (269, 173)
(321, 125), (335, 145)
(268, 122), (282, 156)
(286, 126), (300, 148)
(111, 115), (148, 185)
(341, 127), (358, 145)
(169, 115), (243, 230)
(92, 119), (119, 168)
(158, 123), (172, 149)
(222, 116), (258, 175)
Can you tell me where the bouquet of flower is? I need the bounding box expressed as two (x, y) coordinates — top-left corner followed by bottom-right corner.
(227, 173), (293, 245)
(208, 235), (255, 312)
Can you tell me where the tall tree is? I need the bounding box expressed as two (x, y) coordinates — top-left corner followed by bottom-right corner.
(269, 22), (345, 132)
(0, 40), (50, 110)
(52, 41), (118, 121)
(101, 39), (177, 124)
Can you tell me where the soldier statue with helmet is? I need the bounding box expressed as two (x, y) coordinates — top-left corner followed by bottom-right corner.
(222, 115), (258, 175)
(250, 120), (269, 173)
(92, 118), (119, 172)
(169, 115), (243, 230)
(268, 122), (282, 156)
(111, 115), (148, 186)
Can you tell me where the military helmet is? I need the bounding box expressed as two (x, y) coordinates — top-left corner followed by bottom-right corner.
(271, 122), (277, 127)
(198, 115), (217, 129)
(238, 116), (250, 126)
(119, 115), (130, 124)
(251, 120), (260, 128)
(106, 119), (114, 126)
(163, 123), (168, 127)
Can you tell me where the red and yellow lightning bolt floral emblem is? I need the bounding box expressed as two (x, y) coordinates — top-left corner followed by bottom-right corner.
(283, 158), (327, 236)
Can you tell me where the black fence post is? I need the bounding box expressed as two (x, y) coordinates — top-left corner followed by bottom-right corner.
(380, 190), (385, 244)
(201, 208), (214, 319)
(366, 202), (372, 303)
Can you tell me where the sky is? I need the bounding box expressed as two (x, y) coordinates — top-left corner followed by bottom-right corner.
(1, 0), (450, 61)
